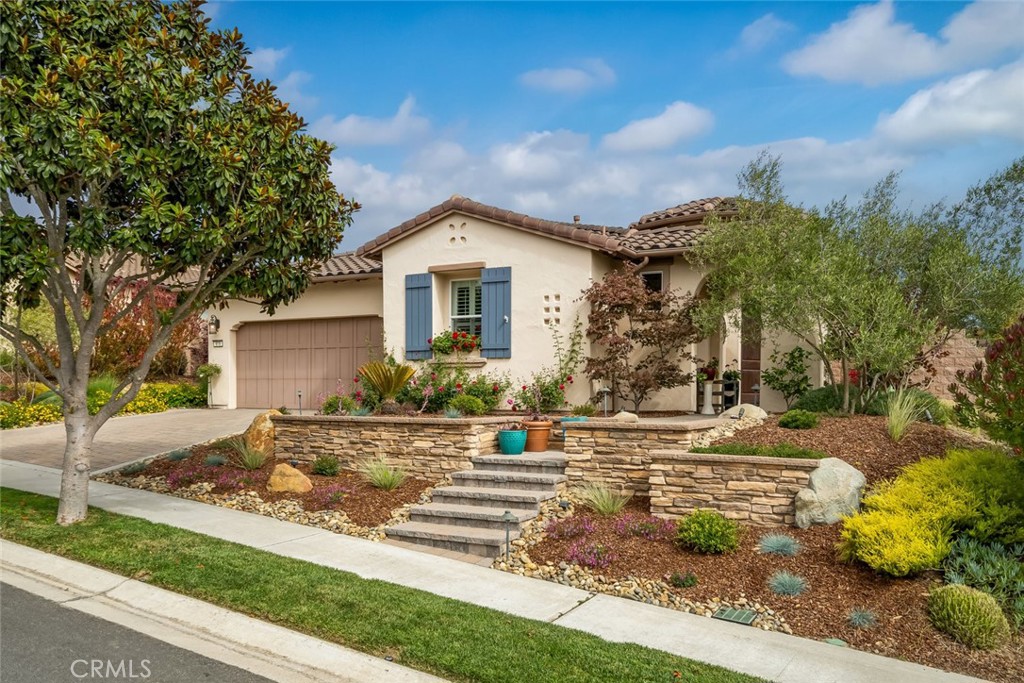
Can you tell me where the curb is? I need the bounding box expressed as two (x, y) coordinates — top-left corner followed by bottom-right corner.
(0, 540), (446, 683)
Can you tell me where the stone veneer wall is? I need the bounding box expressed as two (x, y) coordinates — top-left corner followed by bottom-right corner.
(563, 418), (726, 495)
(272, 415), (514, 481)
(649, 451), (819, 526)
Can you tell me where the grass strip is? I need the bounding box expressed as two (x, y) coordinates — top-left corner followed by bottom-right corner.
(691, 443), (827, 459)
(0, 488), (761, 683)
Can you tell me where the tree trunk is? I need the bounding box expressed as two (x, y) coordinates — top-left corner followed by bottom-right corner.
(56, 412), (93, 525)
(841, 357), (851, 414)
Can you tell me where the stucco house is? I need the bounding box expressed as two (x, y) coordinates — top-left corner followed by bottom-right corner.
(207, 195), (823, 413)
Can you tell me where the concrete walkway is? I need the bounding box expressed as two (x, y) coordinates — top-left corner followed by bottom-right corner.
(0, 409), (263, 471)
(0, 460), (983, 683)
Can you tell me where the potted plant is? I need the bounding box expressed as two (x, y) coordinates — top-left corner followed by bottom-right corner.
(514, 379), (561, 452)
(696, 357), (718, 416)
(497, 422), (527, 455)
(523, 411), (553, 452)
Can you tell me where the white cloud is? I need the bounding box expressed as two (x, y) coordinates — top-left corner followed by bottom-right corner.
(730, 13), (794, 56)
(312, 96), (430, 146)
(783, 0), (1024, 85)
(490, 130), (589, 182)
(519, 58), (616, 94)
(248, 47), (290, 76)
(276, 70), (318, 110)
(876, 60), (1024, 146)
(602, 101), (713, 152)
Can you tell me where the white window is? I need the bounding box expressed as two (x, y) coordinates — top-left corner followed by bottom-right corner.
(450, 279), (482, 335)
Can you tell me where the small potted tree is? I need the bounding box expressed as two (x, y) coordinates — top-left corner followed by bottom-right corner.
(514, 374), (566, 452)
(497, 422), (527, 455)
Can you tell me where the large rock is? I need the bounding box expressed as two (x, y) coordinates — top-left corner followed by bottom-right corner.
(795, 457), (866, 528)
(721, 403), (768, 420)
(611, 410), (640, 423)
(267, 463), (312, 493)
(245, 409), (281, 456)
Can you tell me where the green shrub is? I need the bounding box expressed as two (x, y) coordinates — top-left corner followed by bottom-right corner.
(669, 571), (698, 589)
(675, 509), (741, 554)
(570, 403), (597, 417)
(359, 457), (406, 490)
(204, 454), (227, 467)
(690, 443), (826, 459)
(120, 461), (147, 475)
(350, 406), (372, 417)
(576, 483), (630, 516)
(443, 407), (463, 419)
(0, 399), (63, 429)
(944, 537), (1024, 630)
(885, 389), (925, 442)
(165, 448), (191, 461)
(320, 394), (342, 415)
(928, 584), (1011, 650)
(757, 533), (801, 556)
(448, 394), (487, 416)
(148, 382), (206, 408)
(311, 454), (341, 477)
(847, 608), (878, 629)
(761, 346), (813, 409)
(778, 409), (819, 430)
(768, 571), (807, 596)
(792, 385), (884, 414)
(839, 449), (1024, 576)
(228, 438), (268, 471)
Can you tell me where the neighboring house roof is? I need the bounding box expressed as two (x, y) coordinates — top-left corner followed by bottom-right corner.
(619, 224), (710, 253)
(628, 196), (738, 231)
(315, 252), (382, 280)
(356, 195), (626, 258)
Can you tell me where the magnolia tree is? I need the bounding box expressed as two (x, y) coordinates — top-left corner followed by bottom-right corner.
(0, 0), (357, 523)
(582, 265), (700, 411)
(691, 153), (1024, 413)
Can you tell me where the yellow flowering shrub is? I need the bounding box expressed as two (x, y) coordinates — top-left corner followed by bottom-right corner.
(839, 449), (1024, 576)
(0, 399), (63, 429)
(121, 386), (169, 415)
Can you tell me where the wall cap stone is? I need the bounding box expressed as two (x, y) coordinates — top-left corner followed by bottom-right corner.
(649, 450), (821, 470)
(271, 414), (516, 427)
(568, 418), (728, 432)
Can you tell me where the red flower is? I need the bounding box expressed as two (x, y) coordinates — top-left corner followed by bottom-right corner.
(427, 338), (432, 344)
(849, 369), (860, 384)
(438, 386), (445, 392)
(353, 377), (359, 383)
(455, 383), (463, 390)
(566, 375), (573, 382)
(559, 384), (565, 391)
(492, 384), (499, 392)
(522, 385), (527, 391)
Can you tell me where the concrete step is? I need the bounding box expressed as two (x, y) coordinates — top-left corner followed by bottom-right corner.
(384, 522), (518, 558)
(430, 485), (556, 510)
(409, 503), (536, 529)
(471, 452), (568, 475)
(449, 470), (566, 491)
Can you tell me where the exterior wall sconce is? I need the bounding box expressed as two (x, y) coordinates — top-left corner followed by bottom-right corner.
(208, 315), (220, 335)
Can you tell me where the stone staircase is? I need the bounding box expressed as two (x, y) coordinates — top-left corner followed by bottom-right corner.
(385, 451), (567, 558)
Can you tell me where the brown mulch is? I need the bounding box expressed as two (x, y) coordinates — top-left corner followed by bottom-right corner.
(529, 501), (1023, 682)
(716, 415), (982, 483)
(139, 444), (432, 527)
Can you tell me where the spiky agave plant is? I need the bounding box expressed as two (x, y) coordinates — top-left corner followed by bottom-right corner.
(357, 361), (415, 414)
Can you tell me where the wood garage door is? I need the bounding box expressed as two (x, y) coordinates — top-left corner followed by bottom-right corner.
(236, 317), (383, 410)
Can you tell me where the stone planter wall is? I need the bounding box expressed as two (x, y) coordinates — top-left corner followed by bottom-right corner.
(649, 451), (819, 526)
(272, 415), (516, 481)
(563, 418), (726, 495)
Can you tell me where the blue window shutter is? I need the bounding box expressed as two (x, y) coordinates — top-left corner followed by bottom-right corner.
(405, 273), (432, 360)
(481, 267), (511, 358)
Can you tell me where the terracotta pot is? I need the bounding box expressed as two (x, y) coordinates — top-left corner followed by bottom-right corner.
(523, 420), (553, 452)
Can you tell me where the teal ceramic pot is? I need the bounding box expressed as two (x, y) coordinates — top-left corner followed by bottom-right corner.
(498, 429), (527, 455)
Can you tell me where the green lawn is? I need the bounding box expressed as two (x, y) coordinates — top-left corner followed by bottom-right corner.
(0, 488), (762, 683)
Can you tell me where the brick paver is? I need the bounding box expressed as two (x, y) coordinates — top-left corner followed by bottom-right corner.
(0, 409), (264, 471)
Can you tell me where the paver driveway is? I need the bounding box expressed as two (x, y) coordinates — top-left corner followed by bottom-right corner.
(0, 409), (264, 471)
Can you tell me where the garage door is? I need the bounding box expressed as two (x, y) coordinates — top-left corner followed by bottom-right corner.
(236, 317), (383, 410)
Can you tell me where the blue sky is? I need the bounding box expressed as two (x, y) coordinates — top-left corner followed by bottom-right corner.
(207, 1), (1024, 247)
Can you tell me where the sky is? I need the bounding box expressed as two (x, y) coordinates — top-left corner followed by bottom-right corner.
(206, 1), (1024, 249)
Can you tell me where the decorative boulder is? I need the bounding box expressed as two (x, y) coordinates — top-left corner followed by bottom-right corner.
(721, 403), (767, 420)
(267, 463), (312, 494)
(794, 457), (866, 529)
(611, 411), (640, 423)
(245, 409), (281, 456)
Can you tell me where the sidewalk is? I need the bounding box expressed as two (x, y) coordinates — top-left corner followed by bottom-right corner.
(0, 460), (984, 683)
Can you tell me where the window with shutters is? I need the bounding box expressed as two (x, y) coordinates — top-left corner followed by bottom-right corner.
(450, 279), (482, 336)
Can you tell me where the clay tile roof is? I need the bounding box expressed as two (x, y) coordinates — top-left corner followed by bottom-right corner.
(628, 196), (737, 231)
(356, 196), (626, 257)
(619, 225), (710, 252)
(316, 252), (382, 279)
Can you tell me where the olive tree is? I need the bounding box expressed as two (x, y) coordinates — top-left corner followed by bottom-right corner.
(0, 0), (357, 523)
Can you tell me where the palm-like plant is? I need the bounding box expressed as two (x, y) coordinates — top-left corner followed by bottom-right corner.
(357, 361), (415, 414)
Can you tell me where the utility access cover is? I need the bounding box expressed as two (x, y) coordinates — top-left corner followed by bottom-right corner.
(712, 607), (757, 625)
